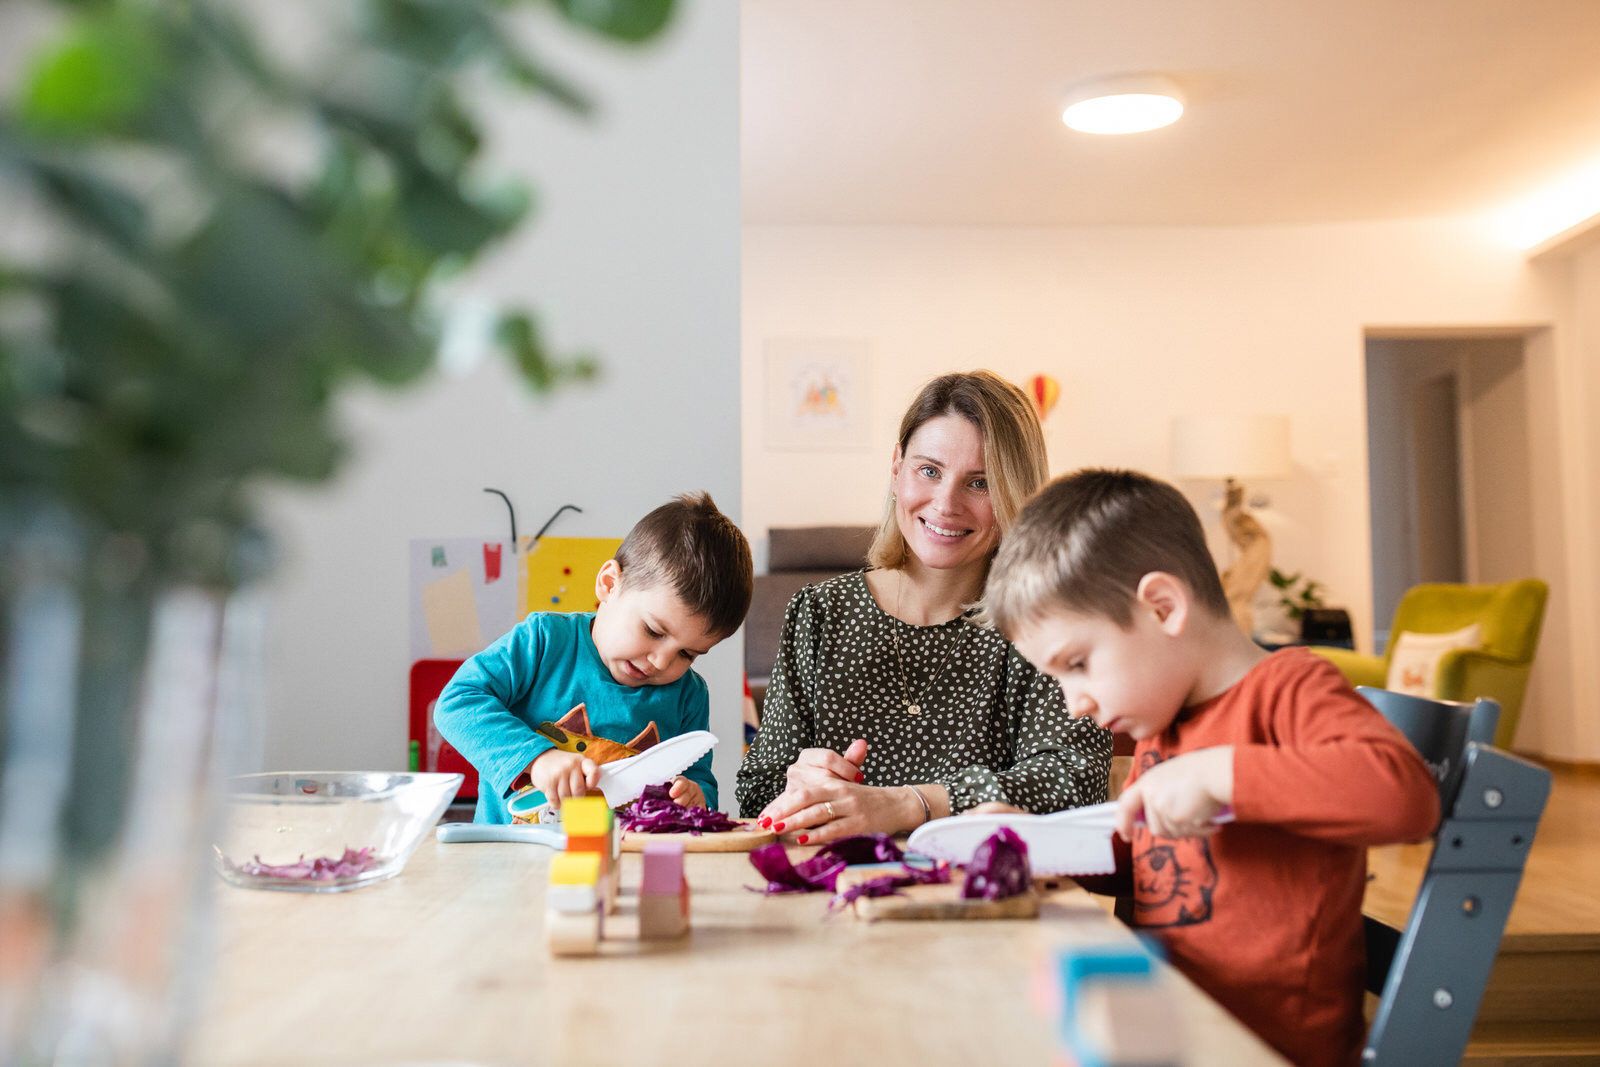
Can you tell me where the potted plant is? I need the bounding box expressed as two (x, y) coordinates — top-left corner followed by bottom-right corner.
(0, 0), (672, 1057)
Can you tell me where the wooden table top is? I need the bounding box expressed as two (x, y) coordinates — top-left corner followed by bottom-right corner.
(190, 837), (1285, 1066)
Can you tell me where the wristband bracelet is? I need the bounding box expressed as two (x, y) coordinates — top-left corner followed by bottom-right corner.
(906, 784), (932, 826)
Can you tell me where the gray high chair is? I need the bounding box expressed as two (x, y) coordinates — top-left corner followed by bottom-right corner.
(1356, 688), (1551, 1065)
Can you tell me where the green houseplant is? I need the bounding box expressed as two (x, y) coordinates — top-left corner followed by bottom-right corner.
(0, 0), (673, 1058)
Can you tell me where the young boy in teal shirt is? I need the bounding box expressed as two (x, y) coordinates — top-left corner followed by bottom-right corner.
(435, 493), (753, 823)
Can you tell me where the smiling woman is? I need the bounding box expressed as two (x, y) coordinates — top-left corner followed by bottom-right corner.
(735, 372), (1112, 842)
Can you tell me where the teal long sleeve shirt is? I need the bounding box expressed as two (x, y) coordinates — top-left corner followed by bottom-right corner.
(434, 611), (718, 823)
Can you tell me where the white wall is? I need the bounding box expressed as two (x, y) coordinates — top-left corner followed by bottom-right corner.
(743, 218), (1599, 760)
(259, 5), (746, 795)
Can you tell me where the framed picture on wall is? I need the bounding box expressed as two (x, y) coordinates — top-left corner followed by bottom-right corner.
(762, 337), (873, 451)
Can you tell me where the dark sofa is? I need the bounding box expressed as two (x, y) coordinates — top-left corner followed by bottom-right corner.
(745, 525), (875, 705)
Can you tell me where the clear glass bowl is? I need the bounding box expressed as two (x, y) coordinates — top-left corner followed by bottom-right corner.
(214, 772), (462, 893)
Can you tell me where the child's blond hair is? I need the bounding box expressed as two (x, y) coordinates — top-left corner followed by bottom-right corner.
(984, 468), (1230, 636)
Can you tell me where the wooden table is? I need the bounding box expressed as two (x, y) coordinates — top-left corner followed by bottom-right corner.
(190, 838), (1285, 1066)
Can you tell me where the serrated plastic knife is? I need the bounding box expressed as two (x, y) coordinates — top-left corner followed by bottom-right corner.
(595, 730), (719, 808)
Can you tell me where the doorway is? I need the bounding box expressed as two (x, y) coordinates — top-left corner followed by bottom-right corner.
(1364, 333), (1536, 650)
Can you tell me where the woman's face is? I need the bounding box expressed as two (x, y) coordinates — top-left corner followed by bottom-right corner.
(891, 414), (999, 574)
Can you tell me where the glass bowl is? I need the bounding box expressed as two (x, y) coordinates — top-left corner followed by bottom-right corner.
(214, 772), (462, 892)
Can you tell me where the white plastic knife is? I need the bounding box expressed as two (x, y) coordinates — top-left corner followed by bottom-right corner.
(906, 802), (1236, 876)
(595, 730), (719, 808)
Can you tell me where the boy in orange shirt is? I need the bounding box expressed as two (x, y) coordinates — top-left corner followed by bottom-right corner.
(984, 468), (1439, 1067)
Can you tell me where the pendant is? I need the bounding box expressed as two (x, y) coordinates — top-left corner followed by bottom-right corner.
(906, 703), (922, 715)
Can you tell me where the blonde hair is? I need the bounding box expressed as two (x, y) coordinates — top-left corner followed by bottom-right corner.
(984, 468), (1231, 635)
(867, 371), (1048, 571)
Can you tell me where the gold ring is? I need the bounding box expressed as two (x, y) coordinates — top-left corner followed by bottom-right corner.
(825, 801), (837, 820)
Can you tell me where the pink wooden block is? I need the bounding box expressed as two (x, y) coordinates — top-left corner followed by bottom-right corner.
(640, 840), (685, 897)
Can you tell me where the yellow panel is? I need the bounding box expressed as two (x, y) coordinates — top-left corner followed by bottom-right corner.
(519, 536), (623, 616)
(549, 852), (602, 886)
(560, 795), (614, 838)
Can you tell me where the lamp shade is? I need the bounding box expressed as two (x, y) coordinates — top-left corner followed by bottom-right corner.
(1170, 415), (1292, 481)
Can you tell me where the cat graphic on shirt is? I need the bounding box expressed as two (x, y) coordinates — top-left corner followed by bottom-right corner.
(1131, 750), (1220, 929)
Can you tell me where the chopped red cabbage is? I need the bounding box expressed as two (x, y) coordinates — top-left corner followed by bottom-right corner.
(960, 827), (1032, 900)
(619, 782), (741, 834)
(236, 847), (380, 881)
(829, 862), (951, 911)
(748, 834), (905, 894)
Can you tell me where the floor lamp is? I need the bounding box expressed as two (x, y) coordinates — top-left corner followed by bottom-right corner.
(1170, 415), (1292, 637)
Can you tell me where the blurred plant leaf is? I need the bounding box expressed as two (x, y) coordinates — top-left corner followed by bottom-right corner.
(548, 0), (674, 43)
(0, 0), (676, 586)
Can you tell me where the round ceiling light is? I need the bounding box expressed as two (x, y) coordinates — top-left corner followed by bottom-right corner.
(1061, 74), (1185, 135)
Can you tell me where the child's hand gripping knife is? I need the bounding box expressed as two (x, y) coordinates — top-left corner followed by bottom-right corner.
(1115, 746), (1235, 841)
(528, 749), (603, 810)
(668, 776), (707, 809)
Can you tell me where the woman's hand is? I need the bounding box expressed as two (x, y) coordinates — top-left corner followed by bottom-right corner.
(783, 738), (869, 790)
(757, 779), (920, 845)
(668, 776), (706, 809)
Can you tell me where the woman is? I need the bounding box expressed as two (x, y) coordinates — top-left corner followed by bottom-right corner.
(736, 371), (1111, 842)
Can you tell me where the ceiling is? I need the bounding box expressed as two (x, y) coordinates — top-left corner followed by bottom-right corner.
(741, 0), (1600, 227)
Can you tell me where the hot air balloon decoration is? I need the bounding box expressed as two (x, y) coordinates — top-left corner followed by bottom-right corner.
(1027, 374), (1061, 421)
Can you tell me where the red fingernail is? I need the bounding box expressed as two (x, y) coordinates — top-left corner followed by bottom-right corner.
(855, 773), (866, 783)
(774, 822), (786, 832)
(797, 834), (809, 844)
(760, 816), (772, 829)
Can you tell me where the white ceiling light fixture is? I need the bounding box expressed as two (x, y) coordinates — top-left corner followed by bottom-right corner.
(1061, 74), (1185, 135)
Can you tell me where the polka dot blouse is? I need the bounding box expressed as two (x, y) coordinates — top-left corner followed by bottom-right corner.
(736, 571), (1112, 817)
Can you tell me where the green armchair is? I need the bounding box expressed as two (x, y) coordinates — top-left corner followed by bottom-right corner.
(1311, 579), (1548, 750)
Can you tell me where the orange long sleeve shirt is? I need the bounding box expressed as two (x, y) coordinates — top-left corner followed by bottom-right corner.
(1120, 649), (1439, 1067)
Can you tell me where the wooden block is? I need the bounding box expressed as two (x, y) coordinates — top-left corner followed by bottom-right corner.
(547, 883), (598, 914)
(640, 841), (686, 897)
(560, 796), (613, 838)
(1072, 981), (1183, 1065)
(639, 891), (689, 940)
(546, 907), (602, 957)
(833, 870), (1040, 922)
(549, 852), (602, 886)
(564, 833), (610, 855)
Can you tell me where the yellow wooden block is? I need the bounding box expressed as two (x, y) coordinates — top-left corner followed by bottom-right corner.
(560, 796), (613, 839)
(549, 852), (602, 887)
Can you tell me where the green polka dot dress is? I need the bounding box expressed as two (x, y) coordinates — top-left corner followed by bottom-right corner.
(736, 571), (1112, 816)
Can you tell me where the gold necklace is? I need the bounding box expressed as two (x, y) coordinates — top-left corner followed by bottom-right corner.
(888, 571), (968, 716)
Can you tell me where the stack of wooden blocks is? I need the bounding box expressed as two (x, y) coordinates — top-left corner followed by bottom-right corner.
(545, 797), (619, 957)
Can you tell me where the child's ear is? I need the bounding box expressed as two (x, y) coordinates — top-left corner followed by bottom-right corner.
(595, 559), (622, 603)
(1135, 572), (1189, 635)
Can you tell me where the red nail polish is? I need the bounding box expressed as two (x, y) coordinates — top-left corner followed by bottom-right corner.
(855, 772), (866, 783)
(760, 816), (772, 829)
(797, 834), (809, 844)
(774, 822), (786, 832)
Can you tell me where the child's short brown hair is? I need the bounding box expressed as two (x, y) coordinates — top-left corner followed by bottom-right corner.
(985, 468), (1230, 635)
(614, 492), (753, 638)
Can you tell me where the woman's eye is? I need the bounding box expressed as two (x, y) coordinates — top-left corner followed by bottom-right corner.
(918, 465), (939, 478)
(970, 478), (988, 491)
(645, 626), (663, 639)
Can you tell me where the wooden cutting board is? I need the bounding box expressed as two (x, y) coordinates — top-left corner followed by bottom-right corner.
(619, 820), (776, 853)
(834, 866), (1041, 921)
